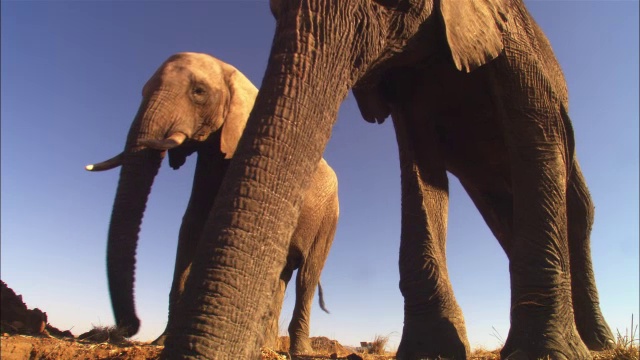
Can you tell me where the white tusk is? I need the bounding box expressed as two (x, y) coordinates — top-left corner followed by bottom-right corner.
(86, 152), (124, 172)
(138, 132), (187, 150)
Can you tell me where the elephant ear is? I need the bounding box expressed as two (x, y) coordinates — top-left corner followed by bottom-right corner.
(220, 70), (259, 159)
(439, 0), (508, 73)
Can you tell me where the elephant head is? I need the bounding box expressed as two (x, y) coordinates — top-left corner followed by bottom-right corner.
(87, 52), (257, 337)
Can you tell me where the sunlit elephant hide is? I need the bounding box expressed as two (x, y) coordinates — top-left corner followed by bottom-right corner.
(159, 1), (615, 359)
(87, 53), (339, 355)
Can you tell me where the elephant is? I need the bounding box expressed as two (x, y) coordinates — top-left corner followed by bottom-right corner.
(86, 52), (339, 355)
(158, 0), (615, 359)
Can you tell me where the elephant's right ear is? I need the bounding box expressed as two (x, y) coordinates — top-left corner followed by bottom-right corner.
(220, 70), (259, 159)
(439, 0), (508, 73)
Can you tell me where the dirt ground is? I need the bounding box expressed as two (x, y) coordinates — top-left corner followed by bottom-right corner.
(0, 333), (395, 360)
(1, 335), (162, 360)
(0, 280), (392, 359)
(1, 280), (636, 360)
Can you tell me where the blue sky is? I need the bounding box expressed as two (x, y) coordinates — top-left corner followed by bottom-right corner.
(1, 0), (638, 351)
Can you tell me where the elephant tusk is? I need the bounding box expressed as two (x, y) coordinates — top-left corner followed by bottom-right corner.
(138, 132), (187, 150)
(86, 152), (124, 172)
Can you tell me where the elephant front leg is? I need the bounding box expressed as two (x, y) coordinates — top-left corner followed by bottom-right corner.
(567, 160), (614, 350)
(154, 149), (224, 345)
(154, 216), (202, 345)
(396, 162), (470, 360)
(393, 117), (470, 360)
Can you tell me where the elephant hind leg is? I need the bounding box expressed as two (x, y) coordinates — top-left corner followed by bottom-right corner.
(567, 160), (615, 350)
(263, 264), (294, 350)
(288, 201), (338, 356)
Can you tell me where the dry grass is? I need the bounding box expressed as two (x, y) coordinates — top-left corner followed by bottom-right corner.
(592, 315), (639, 360)
(470, 347), (501, 359)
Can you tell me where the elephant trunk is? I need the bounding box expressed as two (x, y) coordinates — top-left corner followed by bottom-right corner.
(107, 148), (162, 336)
(105, 95), (172, 336)
(161, 9), (355, 360)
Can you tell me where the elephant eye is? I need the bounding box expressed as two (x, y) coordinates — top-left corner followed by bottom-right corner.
(193, 87), (206, 96)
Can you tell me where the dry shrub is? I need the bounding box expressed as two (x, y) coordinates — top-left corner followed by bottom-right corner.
(470, 347), (500, 359)
(367, 334), (389, 355)
(77, 325), (130, 345)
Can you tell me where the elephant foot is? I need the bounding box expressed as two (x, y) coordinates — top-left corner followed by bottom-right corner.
(574, 309), (615, 350)
(151, 333), (167, 346)
(501, 318), (591, 360)
(501, 349), (574, 360)
(289, 335), (314, 356)
(396, 315), (470, 360)
(578, 328), (615, 352)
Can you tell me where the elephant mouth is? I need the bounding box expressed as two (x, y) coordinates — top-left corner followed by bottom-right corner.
(137, 132), (187, 150)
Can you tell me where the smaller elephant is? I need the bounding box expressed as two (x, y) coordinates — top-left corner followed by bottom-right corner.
(87, 52), (339, 354)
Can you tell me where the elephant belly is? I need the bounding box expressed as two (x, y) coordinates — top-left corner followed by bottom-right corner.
(419, 62), (512, 192)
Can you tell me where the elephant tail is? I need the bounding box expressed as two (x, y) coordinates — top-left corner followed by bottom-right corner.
(318, 282), (330, 314)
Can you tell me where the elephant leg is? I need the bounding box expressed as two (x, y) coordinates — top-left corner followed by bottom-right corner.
(497, 114), (589, 358)
(263, 263), (294, 350)
(392, 114), (470, 360)
(154, 148), (225, 345)
(288, 210), (337, 355)
(567, 160), (614, 350)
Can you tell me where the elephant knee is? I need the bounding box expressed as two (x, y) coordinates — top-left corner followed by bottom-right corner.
(568, 184), (594, 232)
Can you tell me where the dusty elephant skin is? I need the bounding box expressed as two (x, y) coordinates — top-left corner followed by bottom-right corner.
(159, 0), (615, 359)
(87, 53), (339, 355)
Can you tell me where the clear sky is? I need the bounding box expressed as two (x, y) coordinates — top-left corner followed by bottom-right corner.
(1, 0), (638, 351)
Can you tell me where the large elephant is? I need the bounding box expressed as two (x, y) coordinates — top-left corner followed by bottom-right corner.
(86, 53), (339, 355)
(159, 1), (614, 359)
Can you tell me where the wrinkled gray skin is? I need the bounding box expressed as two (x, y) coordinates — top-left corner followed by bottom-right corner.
(87, 53), (339, 355)
(160, 1), (614, 359)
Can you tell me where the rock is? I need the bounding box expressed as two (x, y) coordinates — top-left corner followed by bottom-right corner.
(1, 280), (48, 335)
(311, 336), (350, 356)
(346, 353), (364, 360)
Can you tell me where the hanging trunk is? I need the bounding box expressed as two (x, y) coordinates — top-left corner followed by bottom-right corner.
(161, 6), (355, 359)
(106, 148), (163, 336)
